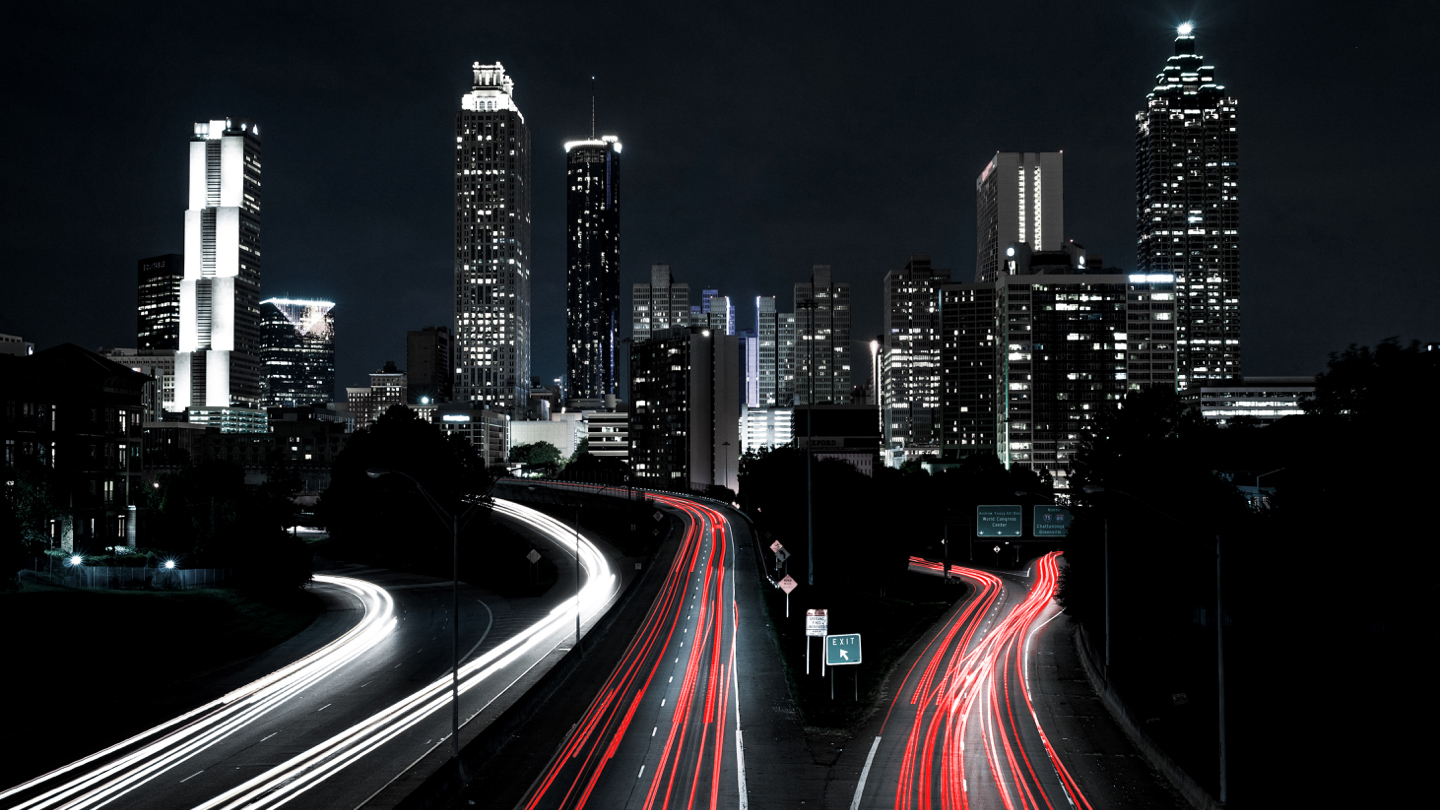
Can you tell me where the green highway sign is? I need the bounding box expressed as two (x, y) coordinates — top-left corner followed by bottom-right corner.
(825, 633), (862, 666)
(1032, 505), (1073, 538)
(977, 505), (1022, 538)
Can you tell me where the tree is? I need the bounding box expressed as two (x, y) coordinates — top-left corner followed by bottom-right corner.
(509, 441), (562, 466)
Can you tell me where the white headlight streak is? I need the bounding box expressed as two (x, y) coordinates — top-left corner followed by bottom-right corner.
(1, 576), (397, 810)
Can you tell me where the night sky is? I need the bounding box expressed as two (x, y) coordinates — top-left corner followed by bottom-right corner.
(4, 1), (1436, 398)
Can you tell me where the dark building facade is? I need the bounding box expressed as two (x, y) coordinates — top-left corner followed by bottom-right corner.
(881, 256), (950, 464)
(629, 326), (739, 492)
(407, 326), (453, 404)
(1, 345), (150, 550)
(1136, 27), (1241, 388)
(137, 254), (184, 351)
(259, 298), (336, 408)
(565, 136), (622, 398)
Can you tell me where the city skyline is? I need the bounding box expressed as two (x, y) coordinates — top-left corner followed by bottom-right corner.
(2, 4), (1433, 399)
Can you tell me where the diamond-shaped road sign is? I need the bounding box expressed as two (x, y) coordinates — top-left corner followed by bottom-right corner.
(778, 575), (798, 594)
(653, 510), (665, 522)
(770, 540), (784, 553)
(774, 548), (791, 563)
(825, 633), (862, 666)
(526, 549), (541, 564)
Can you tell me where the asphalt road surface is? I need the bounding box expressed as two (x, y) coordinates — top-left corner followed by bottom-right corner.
(515, 487), (745, 810)
(0, 498), (621, 810)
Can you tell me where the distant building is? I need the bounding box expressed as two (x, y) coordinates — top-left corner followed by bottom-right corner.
(565, 135), (622, 398)
(137, 254), (184, 351)
(175, 117), (265, 432)
(632, 264), (691, 342)
(700, 290), (735, 335)
(881, 256), (950, 465)
(754, 297), (796, 408)
(407, 326), (453, 404)
(1, 333), (36, 357)
(940, 245), (1175, 489)
(509, 417), (584, 460)
(740, 330), (760, 408)
(346, 361), (406, 432)
(103, 348), (176, 420)
(1184, 376), (1314, 426)
(630, 325), (740, 492)
(1136, 27), (1241, 388)
(1, 345), (149, 549)
(259, 298), (336, 408)
(454, 62), (532, 414)
(741, 408), (793, 454)
(185, 409), (349, 491)
(433, 403), (509, 468)
(795, 404), (882, 477)
(566, 396), (631, 462)
(976, 152), (1064, 283)
(795, 265), (851, 405)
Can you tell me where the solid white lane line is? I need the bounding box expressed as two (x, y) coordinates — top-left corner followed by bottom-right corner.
(180, 771), (204, 784)
(850, 736), (882, 810)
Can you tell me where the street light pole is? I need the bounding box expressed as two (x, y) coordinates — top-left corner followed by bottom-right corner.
(1216, 535), (1227, 804)
(797, 297), (818, 586)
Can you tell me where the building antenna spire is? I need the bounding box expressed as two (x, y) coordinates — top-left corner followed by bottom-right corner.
(590, 75), (596, 139)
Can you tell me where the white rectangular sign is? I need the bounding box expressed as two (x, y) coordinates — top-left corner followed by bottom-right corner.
(805, 609), (828, 637)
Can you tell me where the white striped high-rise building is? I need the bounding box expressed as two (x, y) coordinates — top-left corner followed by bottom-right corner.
(454, 62), (532, 413)
(975, 152), (1063, 283)
(175, 117), (266, 432)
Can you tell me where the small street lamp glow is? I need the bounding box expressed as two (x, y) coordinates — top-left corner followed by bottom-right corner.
(68, 555), (83, 567)
(164, 560), (177, 570)
(1177, 21), (1194, 35)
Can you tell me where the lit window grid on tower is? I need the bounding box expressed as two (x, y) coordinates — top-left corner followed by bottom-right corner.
(1135, 33), (1240, 388)
(795, 267), (851, 405)
(881, 261), (950, 460)
(259, 299), (336, 408)
(455, 63), (532, 415)
(566, 137), (621, 399)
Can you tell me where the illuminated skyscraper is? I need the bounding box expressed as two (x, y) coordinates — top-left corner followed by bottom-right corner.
(1135, 24), (1241, 387)
(175, 118), (265, 432)
(259, 298), (336, 408)
(454, 62), (531, 414)
(632, 264), (691, 341)
(137, 254), (183, 351)
(975, 152), (1063, 283)
(795, 265), (850, 405)
(881, 256), (950, 464)
(565, 134), (621, 398)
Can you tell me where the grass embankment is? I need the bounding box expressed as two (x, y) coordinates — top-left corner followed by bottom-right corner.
(756, 562), (964, 733)
(0, 582), (322, 787)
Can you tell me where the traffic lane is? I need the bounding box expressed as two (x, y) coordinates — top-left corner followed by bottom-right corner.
(1025, 611), (1188, 809)
(99, 571), (495, 810)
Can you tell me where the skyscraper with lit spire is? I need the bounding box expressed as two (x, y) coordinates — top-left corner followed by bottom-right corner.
(454, 62), (532, 413)
(564, 104), (621, 399)
(1135, 23), (1241, 388)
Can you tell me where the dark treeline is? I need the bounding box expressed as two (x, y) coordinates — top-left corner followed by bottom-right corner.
(1062, 338), (1437, 808)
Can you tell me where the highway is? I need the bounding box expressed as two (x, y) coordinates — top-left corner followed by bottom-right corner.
(516, 486), (745, 810)
(847, 552), (1092, 810)
(0, 498), (620, 810)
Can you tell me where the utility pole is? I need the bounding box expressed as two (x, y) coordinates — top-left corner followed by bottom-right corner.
(1104, 517), (1111, 674)
(798, 296), (818, 586)
(1216, 535), (1227, 804)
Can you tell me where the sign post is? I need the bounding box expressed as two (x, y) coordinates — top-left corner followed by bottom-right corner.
(778, 575), (797, 617)
(825, 633), (862, 701)
(806, 609), (828, 675)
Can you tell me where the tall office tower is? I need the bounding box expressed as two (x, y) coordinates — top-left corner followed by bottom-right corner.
(881, 256), (951, 465)
(259, 298), (336, 408)
(940, 245), (1172, 489)
(175, 118), (265, 433)
(565, 134), (621, 398)
(1136, 25), (1241, 387)
(740, 330), (760, 408)
(975, 152), (1064, 283)
(454, 62), (532, 414)
(137, 254), (184, 351)
(794, 265), (851, 405)
(629, 325), (740, 493)
(632, 264), (691, 340)
(346, 361), (407, 432)
(407, 326), (453, 404)
(753, 296), (797, 408)
(700, 290), (735, 335)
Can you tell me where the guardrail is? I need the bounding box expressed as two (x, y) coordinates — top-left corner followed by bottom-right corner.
(23, 562), (231, 590)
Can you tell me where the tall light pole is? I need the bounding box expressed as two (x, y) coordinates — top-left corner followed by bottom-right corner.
(797, 297), (818, 586)
(368, 468), (484, 768)
(721, 440), (732, 495)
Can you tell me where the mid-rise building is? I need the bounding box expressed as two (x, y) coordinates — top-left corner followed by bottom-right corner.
(565, 396), (630, 462)
(407, 326), (453, 404)
(630, 325), (740, 492)
(345, 361), (406, 432)
(259, 298), (336, 408)
(454, 62), (532, 414)
(881, 256), (950, 465)
(103, 348), (176, 420)
(1185, 376), (1313, 426)
(0, 334), (35, 357)
(175, 118), (265, 432)
(794, 404), (882, 477)
(741, 407), (793, 454)
(1136, 25), (1241, 387)
(700, 290), (735, 335)
(137, 254), (184, 351)
(940, 245), (1175, 489)
(740, 330), (760, 408)
(434, 403), (509, 467)
(565, 135), (621, 398)
(976, 152), (1064, 283)
(795, 265), (851, 406)
(632, 264), (692, 341)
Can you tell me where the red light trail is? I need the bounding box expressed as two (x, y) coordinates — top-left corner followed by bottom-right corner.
(519, 486), (742, 810)
(882, 552), (1091, 810)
